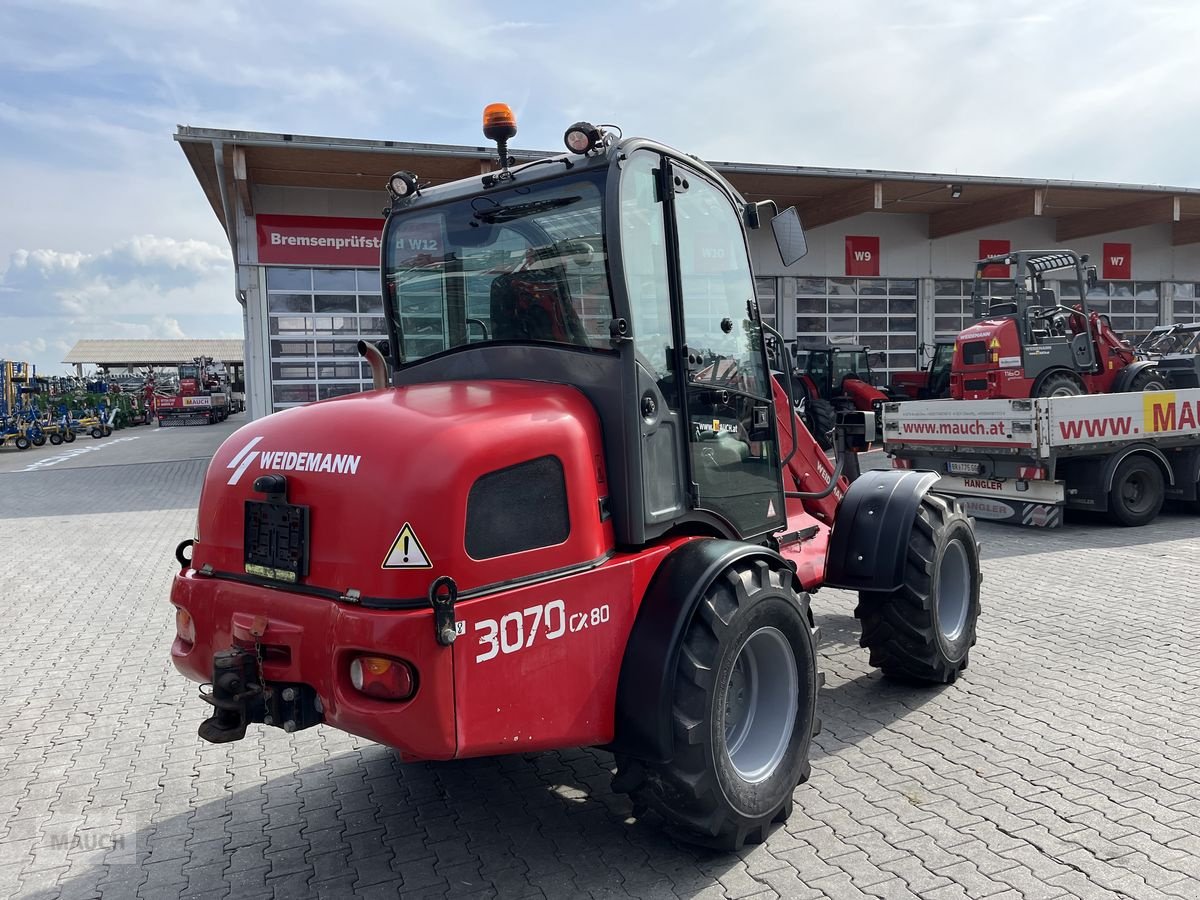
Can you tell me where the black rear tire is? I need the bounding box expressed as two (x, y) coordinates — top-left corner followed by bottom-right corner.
(90, 427), (103, 439)
(1036, 372), (1083, 398)
(49, 433), (63, 446)
(14, 436), (31, 450)
(856, 493), (981, 683)
(64, 430), (76, 443)
(31, 434), (46, 447)
(615, 560), (820, 851)
(1108, 456), (1163, 526)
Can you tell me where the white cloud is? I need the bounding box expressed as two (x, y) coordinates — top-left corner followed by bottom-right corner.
(0, 233), (236, 371)
(2, 235), (230, 316)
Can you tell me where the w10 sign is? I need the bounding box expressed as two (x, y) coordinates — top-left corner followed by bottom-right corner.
(845, 235), (880, 276)
(1102, 242), (1132, 280)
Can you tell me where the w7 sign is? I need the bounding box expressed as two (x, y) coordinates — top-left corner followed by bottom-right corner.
(1102, 242), (1132, 280)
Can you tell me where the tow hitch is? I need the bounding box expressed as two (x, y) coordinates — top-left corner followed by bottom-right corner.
(197, 646), (322, 744)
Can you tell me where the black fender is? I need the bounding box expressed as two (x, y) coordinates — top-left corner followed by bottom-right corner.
(1112, 360), (1161, 393)
(823, 469), (940, 593)
(1102, 444), (1174, 490)
(609, 539), (794, 765)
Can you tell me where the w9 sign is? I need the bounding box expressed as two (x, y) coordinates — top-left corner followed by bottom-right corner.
(845, 235), (880, 276)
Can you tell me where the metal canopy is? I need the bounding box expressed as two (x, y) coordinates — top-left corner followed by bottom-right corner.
(176, 125), (1200, 245)
(63, 339), (244, 367)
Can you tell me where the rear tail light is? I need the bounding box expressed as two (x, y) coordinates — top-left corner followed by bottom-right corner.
(175, 607), (196, 645)
(349, 655), (415, 701)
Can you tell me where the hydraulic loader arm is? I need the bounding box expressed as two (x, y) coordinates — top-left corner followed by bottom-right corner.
(771, 376), (846, 523)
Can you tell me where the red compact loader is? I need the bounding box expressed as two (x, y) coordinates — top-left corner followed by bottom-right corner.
(170, 106), (982, 850)
(950, 250), (1165, 400)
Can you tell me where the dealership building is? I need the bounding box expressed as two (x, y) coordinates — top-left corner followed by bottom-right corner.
(176, 125), (1200, 419)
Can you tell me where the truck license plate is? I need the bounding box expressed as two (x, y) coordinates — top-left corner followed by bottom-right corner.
(947, 460), (984, 475)
(244, 501), (309, 582)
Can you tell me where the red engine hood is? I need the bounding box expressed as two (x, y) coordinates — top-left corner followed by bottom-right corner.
(192, 380), (612, 604)
(954, 319), (1018, 369)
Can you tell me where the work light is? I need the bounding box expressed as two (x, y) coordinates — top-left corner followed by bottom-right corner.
(387, 171), (418, 199)
(564, 122), (601, 154)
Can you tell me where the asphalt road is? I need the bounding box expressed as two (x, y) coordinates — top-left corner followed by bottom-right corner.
(1, 420), (1198, 899)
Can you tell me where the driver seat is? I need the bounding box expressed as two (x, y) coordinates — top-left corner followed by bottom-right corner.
(489, 269), (590, 346)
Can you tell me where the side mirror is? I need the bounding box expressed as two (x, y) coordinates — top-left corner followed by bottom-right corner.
(770, 206), (808, 266)
(1086, 266), (1098, 290)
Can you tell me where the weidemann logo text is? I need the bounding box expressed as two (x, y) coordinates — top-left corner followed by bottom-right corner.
(226, 436), (361, 485)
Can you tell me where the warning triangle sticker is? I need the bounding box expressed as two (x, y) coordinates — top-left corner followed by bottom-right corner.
(767, 498), (777, 517)
(381, 523), (432, 569)
(989, 338), (1000, 349)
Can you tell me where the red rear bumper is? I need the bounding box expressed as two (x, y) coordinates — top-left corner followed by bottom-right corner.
(170, 570), (457, 760)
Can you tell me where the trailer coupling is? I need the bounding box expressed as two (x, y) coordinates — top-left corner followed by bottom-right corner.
(197, 646), (322, 744)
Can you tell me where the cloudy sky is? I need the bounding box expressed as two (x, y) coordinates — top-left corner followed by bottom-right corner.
(2, 0), (1197, 373)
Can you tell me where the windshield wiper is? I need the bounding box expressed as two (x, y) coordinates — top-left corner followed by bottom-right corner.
(472, 196), (581, 225)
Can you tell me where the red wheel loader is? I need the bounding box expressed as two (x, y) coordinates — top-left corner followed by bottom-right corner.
(170, 106), (982, 850)
(950, 250), (1165, 400)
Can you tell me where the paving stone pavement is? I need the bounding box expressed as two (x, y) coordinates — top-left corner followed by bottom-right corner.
(1, 431), (1198, 899)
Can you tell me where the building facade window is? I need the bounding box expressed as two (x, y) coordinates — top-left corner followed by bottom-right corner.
(264, 266), (383, 412)
(792, 277), (919, 375)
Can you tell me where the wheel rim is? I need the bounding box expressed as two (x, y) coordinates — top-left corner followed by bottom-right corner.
(936, 539), (972, 642)
(722, 626), (798, 784)
(1121, 471), (1153, 514)
(1050, 385), (1077, 397)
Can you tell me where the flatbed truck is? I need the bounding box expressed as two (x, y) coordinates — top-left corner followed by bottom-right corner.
(882, 389), (1200, 527)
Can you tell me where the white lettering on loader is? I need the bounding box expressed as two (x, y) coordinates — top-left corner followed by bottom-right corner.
(226, 436), (361, 485)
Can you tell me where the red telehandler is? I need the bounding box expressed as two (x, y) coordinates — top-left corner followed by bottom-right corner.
(170, 107), (982, 850)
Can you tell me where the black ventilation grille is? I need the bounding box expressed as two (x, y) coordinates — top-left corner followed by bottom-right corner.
(466, 456), (570, 560)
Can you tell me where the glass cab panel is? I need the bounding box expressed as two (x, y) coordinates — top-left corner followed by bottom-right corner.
(673, 165), (784, 536)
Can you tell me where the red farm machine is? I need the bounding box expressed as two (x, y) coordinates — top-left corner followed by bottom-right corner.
(155, 356), (231, 426)
(950, 250), (1165, 400)
(889, 340), (955, 402)
(789, 344), (899, 448)
(169, 107), (982, 850)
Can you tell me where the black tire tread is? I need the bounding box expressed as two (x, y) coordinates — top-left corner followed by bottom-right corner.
(806, 398), (836, 451)
(616, 561), (818, 851)
(1129, 368), (1167, 392)
(1036, 371), (1084, 397)
(854, 493), (980, 683)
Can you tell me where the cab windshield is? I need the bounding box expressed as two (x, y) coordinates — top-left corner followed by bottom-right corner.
(382, 172), (614, 364)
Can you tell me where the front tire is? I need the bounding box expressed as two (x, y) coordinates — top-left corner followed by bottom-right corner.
(49, 433), (63, 445)
(617, 560), (820, 851)
(64, 430), (76, 443)
(31, 433), (46, 447)
(806, 398), (836, 451)
(14, 435), (30, 450)
(856, 493), (981, 683)
(1129, 368), (1167, 393)
(1108, 456), (1163, 526)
